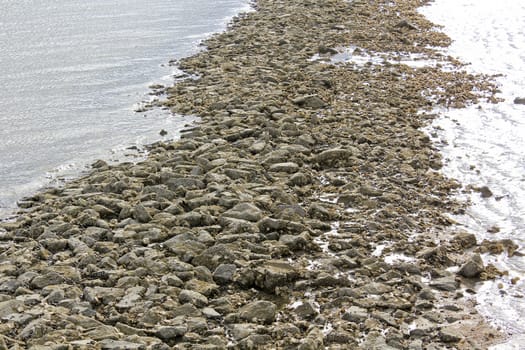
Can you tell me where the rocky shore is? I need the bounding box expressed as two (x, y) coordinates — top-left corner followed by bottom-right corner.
(0, 0), (514, 349)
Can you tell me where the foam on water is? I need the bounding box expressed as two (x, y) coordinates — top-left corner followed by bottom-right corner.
(419, 0), (525, 347)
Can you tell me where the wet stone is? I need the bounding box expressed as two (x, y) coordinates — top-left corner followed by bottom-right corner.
(514, 97), (525, 104)
(429, 275), (458, 292)
(458, 253), (485, 278)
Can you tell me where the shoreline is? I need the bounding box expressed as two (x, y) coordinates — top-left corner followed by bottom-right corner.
(0, 0), (513, 348)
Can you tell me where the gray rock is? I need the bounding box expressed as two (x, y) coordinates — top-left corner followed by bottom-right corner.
(279, 234), (308, 250)
(342, 306), (368, 323)
(253, 260), (299, 291)
(202, 307), (221, 319)
(161, 274), (184, 287)
(30, 272), (65, 289)
(458, 254), (484, 278)
(99, 340), (146, 350)
(451, 231), (477, 249)
(179, 289), (208, 307)
(165, 177), (205, 190)
(19, 318), (48, 340)
(360, 331), (398, 350)
(238, 334), (273, 349)
(0, 299), (24, 318)
(156, 326), (187, 341)
(239, 300), (277, 324)
(408, 317), (436, 337)
(288, 172), (311, 186)
(439, 326), (464, 343)
(294, 301), (318, 320)
(193, 244), (238, 270)
(186, 316), (208, 333)
(44, 289), (65, 305)
(222, 203), (263, 222)
(269, 162), (299, 173)
(429, 275), (458, 291)
(408, 339), (423, 350)
(167, 240), (207, 262)
(185, 279), (219, 297)
(298, 327), (324, 350)
(292, 95), (326, 109)
(85, 325), (120, 340)
(514, 97), (525, 105)
(477, 185), (493, 198)
(213, 264), (237, 285)
(133, 204), (152, 223)
(83, 287), (125, 305)
(230, 323), (258, 340)
(372, 311), (397, 327)
(224, 168), (252, 180)
(116, 293), (142, 310)
(308, 203), (332, 220)
(249, 141), (267, 154)
(1, 312), (36, 326)
(316, 148), (357, 165)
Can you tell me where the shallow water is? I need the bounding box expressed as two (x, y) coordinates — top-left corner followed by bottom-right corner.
(420, 1), (525, 347)
(0, 0), (249, 217)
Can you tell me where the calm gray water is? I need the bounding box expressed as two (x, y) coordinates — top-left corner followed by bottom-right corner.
(0, 0), (249, 217)
(421, 1), (525, 348)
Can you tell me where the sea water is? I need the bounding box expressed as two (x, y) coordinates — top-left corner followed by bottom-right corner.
(0, 0), (249, 217)
(420, 1), (525, 348)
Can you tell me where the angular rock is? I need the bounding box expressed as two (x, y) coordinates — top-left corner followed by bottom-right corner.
(294, 301), (319, 320)
(458, 254), (485, 278)
(30, 272), (65, 289)
(439, 326), (464, 343)
(213, 264), (237, 285)
(99, 340), (146, 350)
(222, 203), (263, 222)
(254, 260), (299, 292)
(429, 275), (458, 291)
(292, 95), (326, 109)
(514, 97), (525, 105)
(298, 327), (324, 350)
(185, 279), (219, 297)
(133, 204), (152, 223)
(156, 326), (187, 342)
(230, 323), (258, 340)
(342, 306), (368, 323)
(0, 299), (23, 318)
(179, 289), (208, 307)
(193, 244), (238, 270)
(239, 300), (277, 324)
(269, 162), (300, 173)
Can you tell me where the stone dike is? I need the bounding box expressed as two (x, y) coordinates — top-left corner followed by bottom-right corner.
(0, 0), (511, 349)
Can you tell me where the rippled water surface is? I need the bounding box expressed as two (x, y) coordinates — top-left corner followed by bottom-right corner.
(0, 0), (248, 216)
(420, 1), (525, 348)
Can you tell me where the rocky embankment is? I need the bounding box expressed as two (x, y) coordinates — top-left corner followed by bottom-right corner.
(0, 0), (512, 349)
